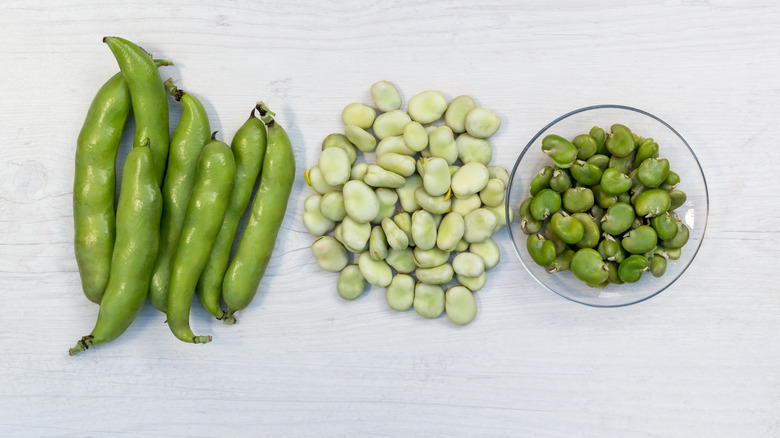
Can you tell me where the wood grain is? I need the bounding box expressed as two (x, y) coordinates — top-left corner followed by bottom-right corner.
(1, 1), (779, 436)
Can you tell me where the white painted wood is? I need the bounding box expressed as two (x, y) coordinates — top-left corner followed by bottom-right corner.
(1, 1), (779, 436)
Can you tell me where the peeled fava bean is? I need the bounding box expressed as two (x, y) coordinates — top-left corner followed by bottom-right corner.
(369, 225), (389, 261)
(452, 194), (481, 217)
(464, 107), (501, 138)
(376, 135), (416, 157)
(337, 265), (366, 300)
(445, 95), (477, 133)
(386, 274), (415, 311)
(350, 162), (368, 182)
(488, 165), (510, 187)
(445, 286), (477, 325)
(358, 252), (393, 287)
(403, 121), (429, 152)
(411, 210), (438, 250)
(339, 216), (371, 253)
(414, 283), (445, 318)
(382, 217), (409, 250)
(373, 188), (399, 224)
(303, 194), (335, 236)
(456, 133), (493, 165)
(413, 247), (450, 268)
(311, 236), (348, 272)
(397, 173), (422, 212)
(479, 178), (505, 208)
(393, 212), (413, 243)
(371, 81), (402, 112)
(377, 152), (416, 177)
(408, 90), (448, 124)
(414, 187), (452, 215)
(306, 165), (341, 195)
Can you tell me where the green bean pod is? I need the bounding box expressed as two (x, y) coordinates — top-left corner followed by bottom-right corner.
(69, 141), (162, 355)
(74, 60), (172, 304)
(223, 103), (295, 321)
(149, 80), (211, 313)
(196, 109), (268, 323)
(167, 138), (236, 344)
(104, 36), (169, 184)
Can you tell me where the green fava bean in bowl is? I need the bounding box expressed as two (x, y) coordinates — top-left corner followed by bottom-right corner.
(507, 105), (708, 306)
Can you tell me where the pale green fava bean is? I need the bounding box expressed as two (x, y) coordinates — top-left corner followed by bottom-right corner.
(343, 180), (379, 223)
(469, 238), (500, 270)
(411, 209), (437, 250)
(488, 166), (510, 187)
(393, 212), (413, 243)
(414, 283), (445, 318)
(397, 173), (422, 212)
(350, 162), (368, 182)
(416, 263), (454, 285)
(452, 252), (485, 277)
(376, 135), (416, 157)
(386, 248), (416, 273)
(369, 225), (388, 261)
(345, 124), (376, 152)
(429, 126), (459, 164)
(303, 194), (335, 236)
(373, 187), (399, 224)
(423, 157), (451, 196)
(320, 191), (346, 222)
(318, 146), (351, 186)
(358, 252), (393, 287)
(377, 152), (416, 177)
(364, 165), (406, 188)
(444, 95), (477, 133)
(413, 247), (450, 268)
(463, 208), (498, 243)
(454, 238), (470, 252)
(311, 236), (348, 272)
(408, 90), (448, 124)
(322, 133), (357, 165)
(339, 216), (372, 252)
(445, 286), (477, 325)
(386, 274), (415, 311)
(306, 165), (341, 195)
(479, 178), (505, 208)
(452, 162), (490, 198)
(488, 203), (513, 233)
(342, 103), (376, 129)
(464, 107), (501, 138)
(371, 81), (402, 112)
(414, 187), (452, 215)
(457, 272), (487, 292)
(456, 133), (493, 165)
(436, 212), (465, 252)
(382, 217), (409, 250)
(403, 121), (429, 152)
(373, 110), (412, 140)
(452, 194), (481, 217)
(337, 265), (366, 300)
(449, 164), (460, 178)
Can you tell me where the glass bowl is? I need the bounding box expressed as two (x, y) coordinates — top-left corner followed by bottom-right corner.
(506, 105), (709, 307)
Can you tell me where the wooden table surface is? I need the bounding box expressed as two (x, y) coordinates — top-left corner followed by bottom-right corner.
(2, 1), (779, 436)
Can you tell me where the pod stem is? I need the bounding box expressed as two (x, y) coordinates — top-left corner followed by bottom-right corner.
(255, 101), (276, 125)
(163, 78), (184, 101)
(68, 335), (94, 356)
(220, 312), (236, 325)
(193, 335), (213, 344)
(153, 59), (174, 67)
